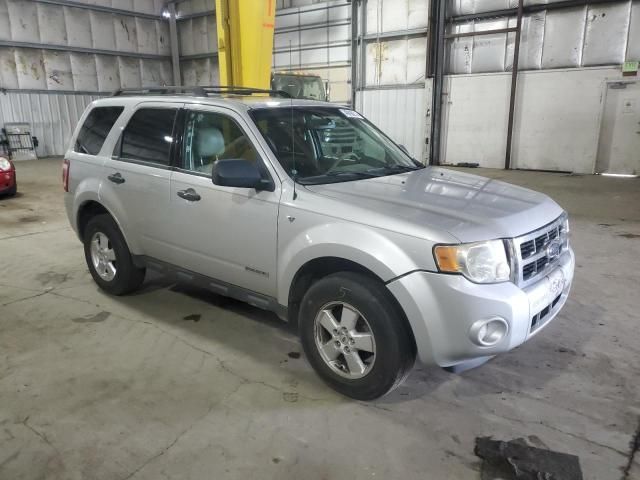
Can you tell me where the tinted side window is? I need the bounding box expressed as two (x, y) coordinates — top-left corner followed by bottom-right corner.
(74, 106), (124, 155)
(120, 108), (177, 166)
(182, 110), (259, 175)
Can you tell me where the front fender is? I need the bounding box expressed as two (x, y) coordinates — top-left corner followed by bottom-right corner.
(277, 222), (418, 307)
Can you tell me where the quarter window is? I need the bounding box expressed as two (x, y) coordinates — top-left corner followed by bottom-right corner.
(181, 110), (259, 175)
(74, 106), (124, 155)
(120, 108), (177, 166)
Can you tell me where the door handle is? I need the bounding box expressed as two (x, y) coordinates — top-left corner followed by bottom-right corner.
(177, 188), (201, 202)
(107, 173), (125, 184)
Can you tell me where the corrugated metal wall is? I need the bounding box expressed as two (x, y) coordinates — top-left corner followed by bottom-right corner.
(0, 0), (172, 92)
(0, 0), (173, 157)
(0, 91), (97, 157)
(175, 0), (218, 86)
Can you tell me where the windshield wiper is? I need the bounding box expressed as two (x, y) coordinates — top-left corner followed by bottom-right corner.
(325, 171), (380, 178)
(366, 164), (425, 175)
(298, 170), (380, 185)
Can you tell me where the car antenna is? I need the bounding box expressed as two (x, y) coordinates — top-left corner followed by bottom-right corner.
(289, 40), (298, 200)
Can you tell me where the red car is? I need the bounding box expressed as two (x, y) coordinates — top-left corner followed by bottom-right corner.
(0, 156), (17, 196)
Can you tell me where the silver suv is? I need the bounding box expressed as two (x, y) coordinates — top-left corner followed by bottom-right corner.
(63, 87), (575, 400)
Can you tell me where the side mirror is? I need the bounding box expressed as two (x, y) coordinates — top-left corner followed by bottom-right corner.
(212, 159), (272, 191)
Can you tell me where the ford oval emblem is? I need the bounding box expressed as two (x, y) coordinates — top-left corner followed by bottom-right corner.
(546, 239), (561, 259)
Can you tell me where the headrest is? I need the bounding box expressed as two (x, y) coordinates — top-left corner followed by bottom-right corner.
(196, 127), (225, 157)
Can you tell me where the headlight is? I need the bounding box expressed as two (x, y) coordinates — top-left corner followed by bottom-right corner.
(434, 239), (511, 284)
(0, 157), (11, 171)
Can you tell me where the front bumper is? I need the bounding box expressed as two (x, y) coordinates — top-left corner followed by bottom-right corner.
(387, 247), (575, 367)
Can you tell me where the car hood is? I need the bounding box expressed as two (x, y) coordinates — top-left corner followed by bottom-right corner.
(303, 167), (564, 243)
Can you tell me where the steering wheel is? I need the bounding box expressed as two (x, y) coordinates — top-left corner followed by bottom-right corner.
(325, 152), (361, 174)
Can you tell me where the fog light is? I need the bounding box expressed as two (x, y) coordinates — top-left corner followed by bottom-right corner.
(469, 317), (508, 347)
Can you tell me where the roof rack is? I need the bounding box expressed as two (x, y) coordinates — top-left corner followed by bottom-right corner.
(111, 85), (291, 98)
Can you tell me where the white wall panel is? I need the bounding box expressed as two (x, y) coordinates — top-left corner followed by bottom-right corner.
(15, 49), (47, 90)
(96, 56), (121, 92)
(176, 0), (211, 16)
(366, 0), (428, 34)
(65, 7), (92, 48)
(441, 68), (620, 173)
(0, 0), (171, 94)
(442, 73), (511, 169)
(0, 1), (10, 41)
(446, 24), (473, 74)
(472, 19), (508, 73)
(118, 57), (141, 88)
(0, 92), (97, 156)
(511, 68), (617, 173)
(447, 1), (637, 74)
(509, 12), (544, 70)
(356, 87), (428, 161)
(181, 58), (218, 86)
(90, 11), (117, 50)
(366, 38), (427, 86)
(541, 7), (586, 69)
(70, 53), (98, 91)
(8, 1), (39, 43)
(38, 3), (66, 45)
(582, 2), (631, 66)
(43, 51), (74, 91)
(0, 50), (19, 88)
(114, 15), (139, 52)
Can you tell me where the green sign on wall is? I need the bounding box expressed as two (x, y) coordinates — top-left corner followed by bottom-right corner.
(622, 61), (639, 74)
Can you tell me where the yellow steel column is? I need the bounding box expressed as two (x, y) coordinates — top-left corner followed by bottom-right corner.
(215, 0), (276, 89)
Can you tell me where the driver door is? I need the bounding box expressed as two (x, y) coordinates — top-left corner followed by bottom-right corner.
(166, 106), (281, 296)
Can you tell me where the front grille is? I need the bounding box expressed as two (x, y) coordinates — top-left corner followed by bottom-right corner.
(514, 214), (568, 287)
(530, 294), (562, 332)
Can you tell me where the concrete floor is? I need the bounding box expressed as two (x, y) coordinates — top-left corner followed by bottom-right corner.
(1, 158), (639, 480)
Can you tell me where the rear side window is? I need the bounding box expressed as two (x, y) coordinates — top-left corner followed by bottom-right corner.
(74, 106), (124, 155)
(119, 108), (177, 166)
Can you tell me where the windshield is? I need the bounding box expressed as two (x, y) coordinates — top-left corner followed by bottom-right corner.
(250, 107), (423, 185)
(271, 74), (326, 101)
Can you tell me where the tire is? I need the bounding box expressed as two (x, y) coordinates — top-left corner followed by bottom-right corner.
(299, 272), (415, 400)
(83, 214), (145, 295)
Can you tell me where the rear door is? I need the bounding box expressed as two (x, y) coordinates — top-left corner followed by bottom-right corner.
(166, 105), (281, 296)
(102, 102), (182, 261)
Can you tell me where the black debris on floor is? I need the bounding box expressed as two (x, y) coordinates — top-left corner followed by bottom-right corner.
(474, 437), (583, 480)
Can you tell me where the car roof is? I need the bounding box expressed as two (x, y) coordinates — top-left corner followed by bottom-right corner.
(89, 95), (340, 113)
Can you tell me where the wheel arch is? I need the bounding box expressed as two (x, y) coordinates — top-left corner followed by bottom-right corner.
(75, 198), (140, 254)
(285, 255), (417, 354)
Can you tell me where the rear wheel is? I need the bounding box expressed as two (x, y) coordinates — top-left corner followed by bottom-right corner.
(83, 214), (145, 295)
(299, 272), (415, 400)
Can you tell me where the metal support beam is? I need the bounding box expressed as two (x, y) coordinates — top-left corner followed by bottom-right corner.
(444, 27), (517, 39)
(350, 0), (358, 106)
(215, 0), (276, 89)
(176, 10), (216, 21)
(0, 40), (170, 60)
(358, 0), (367, 95)
(168, 3), (181, 86)
(362, 27), (429, 42)
(504, 0), (524, 170)
(30, 0), (165, 20)
(429, 0), (446, 165)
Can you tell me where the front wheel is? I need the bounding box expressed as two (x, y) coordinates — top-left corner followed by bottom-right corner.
(83, 214), (145, 295)
(299, 272), (415, 400)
